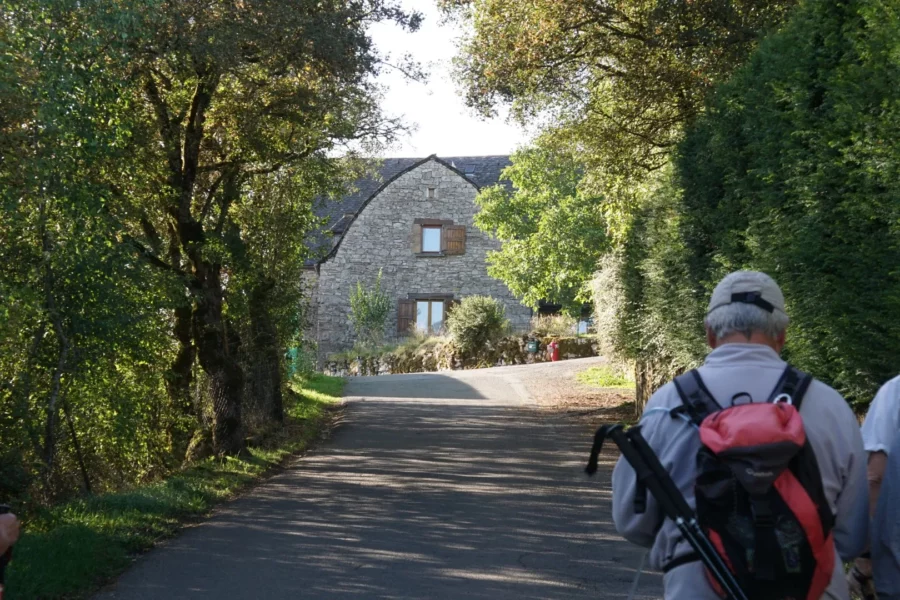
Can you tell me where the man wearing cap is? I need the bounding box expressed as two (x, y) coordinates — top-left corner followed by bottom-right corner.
(610, 271), (868, 599)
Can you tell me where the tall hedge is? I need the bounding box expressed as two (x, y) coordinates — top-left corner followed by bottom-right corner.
(611, 0), (900, 410)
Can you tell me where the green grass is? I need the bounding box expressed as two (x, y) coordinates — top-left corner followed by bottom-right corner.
(576, 365), (634, 389)
(7, 374), (344, 600)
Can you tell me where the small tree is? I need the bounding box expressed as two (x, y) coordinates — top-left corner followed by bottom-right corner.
(446, 296), (509, 355)
(349, 270), (391, 348)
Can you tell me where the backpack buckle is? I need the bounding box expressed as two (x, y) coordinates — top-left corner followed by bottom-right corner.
(772, 393), (793, 405)
(751, 498), (775, 527)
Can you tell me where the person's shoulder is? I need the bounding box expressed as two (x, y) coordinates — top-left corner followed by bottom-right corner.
(874, 374), (900, 401)
(644, 380), (681, 411)
(863, 373), (900, 424)
(803, 377), (850, 408)
(801, 377), (856, 425)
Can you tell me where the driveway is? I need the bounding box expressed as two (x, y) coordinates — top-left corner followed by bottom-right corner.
(96, 360), (661, 599)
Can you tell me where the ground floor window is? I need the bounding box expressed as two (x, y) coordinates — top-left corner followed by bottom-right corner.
(416, 300), (444, 333)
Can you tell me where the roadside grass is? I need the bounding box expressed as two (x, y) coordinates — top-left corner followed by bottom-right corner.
(576, 365), (634, 389)
(7, 374), (344, 600)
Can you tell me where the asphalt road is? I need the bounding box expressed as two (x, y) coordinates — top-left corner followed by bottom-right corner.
(95, 361), (661, 599)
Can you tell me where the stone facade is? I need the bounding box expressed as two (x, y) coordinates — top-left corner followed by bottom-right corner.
(315, 157), (532, 359)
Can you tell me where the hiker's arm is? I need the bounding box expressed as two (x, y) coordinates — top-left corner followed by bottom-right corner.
(869, 451), (889, 515)
(0, 514), (19, 555)
(831, 398), (869, 561)
(611, 452), (660, 547)
(611, 384), (686, 548)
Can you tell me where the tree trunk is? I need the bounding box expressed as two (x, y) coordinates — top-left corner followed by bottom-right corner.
(192, 264), (245, 456)
(41, 217), (70, 480)
(249, 283), (284, 424)
(168, 302), (195, 415)
(166, 234), (196, 419)
(63, 399), (92, 495)
(42, 335), (68, 476)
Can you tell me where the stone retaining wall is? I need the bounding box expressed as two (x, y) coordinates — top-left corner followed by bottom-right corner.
(323, 336), (599, 377)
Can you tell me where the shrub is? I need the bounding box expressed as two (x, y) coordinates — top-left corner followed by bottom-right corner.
(530, 314), (576, 337)
(348, 269), (391, 348)
(446, 296), (510, 355)
(576, 365), (634, 389)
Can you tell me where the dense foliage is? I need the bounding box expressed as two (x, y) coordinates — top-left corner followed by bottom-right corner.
(443, 0), (796, 232)
(0, 0), (418, 504)
(605, 0), (900, 410)
(446, 296), (510, 355)
(349, 270), (392, 348)
(474, 144), (608, 312)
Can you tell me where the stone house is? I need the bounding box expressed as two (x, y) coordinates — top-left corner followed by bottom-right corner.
(306, 155), (533, 359)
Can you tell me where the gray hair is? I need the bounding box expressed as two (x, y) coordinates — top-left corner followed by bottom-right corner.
(704, 302), (789, 341)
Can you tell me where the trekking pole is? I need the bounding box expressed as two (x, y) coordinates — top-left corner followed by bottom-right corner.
(0, 505), (11, 600)
(587, 425), (749, 600)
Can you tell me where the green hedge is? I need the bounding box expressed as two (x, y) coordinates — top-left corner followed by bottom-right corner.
(609, 0), (900, 411)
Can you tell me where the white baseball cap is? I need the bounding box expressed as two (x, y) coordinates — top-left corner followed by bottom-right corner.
(707, 271), (787, 316)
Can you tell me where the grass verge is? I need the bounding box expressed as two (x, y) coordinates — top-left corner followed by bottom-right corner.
(576, 365), (634, 389)
(7, 374), (345, 600)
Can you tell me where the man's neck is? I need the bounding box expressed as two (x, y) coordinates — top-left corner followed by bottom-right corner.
(713, 332), (781, 352)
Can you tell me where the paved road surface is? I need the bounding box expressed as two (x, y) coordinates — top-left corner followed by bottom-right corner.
(96, 360), (661, 599)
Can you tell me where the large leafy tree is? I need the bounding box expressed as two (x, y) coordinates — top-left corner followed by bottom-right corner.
(99, 0), (420, 455)
(442, 0), (796, 228)
(605, 0), (900, 411)
(0, 1), (184, 496)
(474, 142), (608, 312)
(0, 0), (420, 502)
(675, 0), (900, 405)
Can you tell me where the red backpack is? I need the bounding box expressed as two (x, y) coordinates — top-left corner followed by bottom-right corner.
(671, 366), (836, 600)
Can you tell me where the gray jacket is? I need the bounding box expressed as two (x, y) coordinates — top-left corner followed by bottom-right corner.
(872, 433), (900, 600)
(611, 343), (868, 599)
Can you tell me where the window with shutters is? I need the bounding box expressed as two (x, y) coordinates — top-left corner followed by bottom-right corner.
(416, 300), (444, 332)
(411, 219), (466, 256)
(421, 226), (441, 252)
(397, 295), (456, 336)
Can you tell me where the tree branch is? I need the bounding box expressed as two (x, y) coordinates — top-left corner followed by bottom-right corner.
(200, 171), (226, 221)
(143, 72), (183, 179)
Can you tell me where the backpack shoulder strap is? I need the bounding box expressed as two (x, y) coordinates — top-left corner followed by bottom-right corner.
(766, 365), (814, 410)
(673, 369), (723, 425)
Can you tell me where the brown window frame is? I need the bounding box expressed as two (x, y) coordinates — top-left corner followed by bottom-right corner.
(415, 299), (445, 334)
(398, 294), (457, 336)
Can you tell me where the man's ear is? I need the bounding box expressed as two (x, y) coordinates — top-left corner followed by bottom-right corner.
(706, 326), (718, 349)
(774, 330), (786, 353)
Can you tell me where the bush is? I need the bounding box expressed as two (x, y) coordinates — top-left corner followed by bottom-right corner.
(348, 270), (391, 348)
(530, 314), (576, 337)
(446, 296), (510, 355)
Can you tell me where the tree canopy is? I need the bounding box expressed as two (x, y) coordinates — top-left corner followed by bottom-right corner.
(605, 0), (900, 410)
(474, 142), (608, 312)
(0, 0), (419, 501)
(442, 0), (796, 227)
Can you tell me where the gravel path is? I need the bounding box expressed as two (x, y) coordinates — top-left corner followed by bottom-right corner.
(95, 362), (660, 599)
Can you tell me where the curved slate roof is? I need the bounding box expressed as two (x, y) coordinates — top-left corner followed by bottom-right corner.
(306, 155), (511, 267)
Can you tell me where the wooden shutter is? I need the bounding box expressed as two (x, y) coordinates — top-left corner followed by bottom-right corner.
(397, 299), (416, 335)
(445, 225), (467, 255)
(410, 224), (423, 253)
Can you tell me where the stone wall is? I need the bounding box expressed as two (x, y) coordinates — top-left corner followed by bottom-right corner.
(301, 268), (319, 343)
(322, 336), (600, 377)
(316, 158), (533, 359)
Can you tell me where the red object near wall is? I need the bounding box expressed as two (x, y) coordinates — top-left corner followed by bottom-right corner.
(549, 341), (560, 362)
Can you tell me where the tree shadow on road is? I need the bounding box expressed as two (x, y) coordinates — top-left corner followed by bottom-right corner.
(98, 390), (661, 600)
